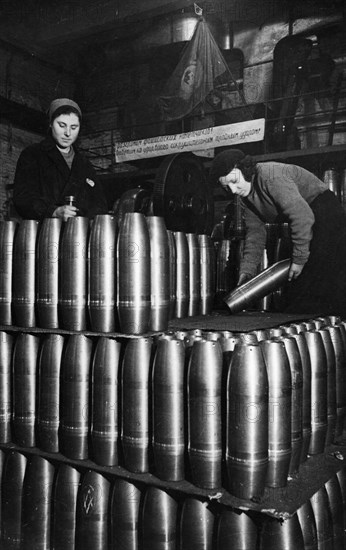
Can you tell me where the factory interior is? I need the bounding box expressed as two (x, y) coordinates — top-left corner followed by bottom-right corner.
(0, 0), (346, 548)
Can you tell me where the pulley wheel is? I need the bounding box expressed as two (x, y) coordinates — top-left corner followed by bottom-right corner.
(153, 153), (214, 234)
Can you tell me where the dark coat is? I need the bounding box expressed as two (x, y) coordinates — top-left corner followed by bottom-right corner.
(13, 135), (108, 219)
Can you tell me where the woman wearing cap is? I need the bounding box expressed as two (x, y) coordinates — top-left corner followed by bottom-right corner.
(13, 98), (108, 220)
(210, 148), (346, 315)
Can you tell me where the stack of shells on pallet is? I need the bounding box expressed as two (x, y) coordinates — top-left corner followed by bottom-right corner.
(0, 212), (215, 334)
(0, 213), (346, 548)
(0, 316), (345, 548)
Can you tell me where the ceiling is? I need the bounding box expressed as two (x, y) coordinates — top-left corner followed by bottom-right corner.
(1, 0), (343, 74)
(0, 0), (205, 70)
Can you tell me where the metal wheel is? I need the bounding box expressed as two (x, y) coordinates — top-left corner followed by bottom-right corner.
(153, 153), (214, 234)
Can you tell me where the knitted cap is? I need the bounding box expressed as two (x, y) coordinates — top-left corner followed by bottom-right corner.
(48, 98), (82, 121)
(209, 149), (245, 186)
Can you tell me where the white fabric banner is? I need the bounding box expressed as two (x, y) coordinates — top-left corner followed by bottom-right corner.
(114, 118), (265, 163)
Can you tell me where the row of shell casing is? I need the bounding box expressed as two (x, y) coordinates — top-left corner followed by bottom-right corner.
(1, 314), (345, 499)
(261, 471), (346, 550)
(0, 448), (256, 550)
(1, 451), (345, 550)
(229, 315), (346, 500)
(0, 212), (215, 334)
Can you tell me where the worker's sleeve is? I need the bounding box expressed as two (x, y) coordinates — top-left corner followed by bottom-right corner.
(240, 206), (267, 277)
(13, 148), (56, 219)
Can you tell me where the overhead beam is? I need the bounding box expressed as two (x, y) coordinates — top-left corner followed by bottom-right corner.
(0, 0), (194, 47)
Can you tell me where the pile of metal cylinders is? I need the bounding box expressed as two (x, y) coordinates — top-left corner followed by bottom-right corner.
(261, 471), (346, 550)
(0, 448), (345, 549)
(0, 213), (215, 335)
(0, 315), (345, 490)
(0, 448), (259, 550)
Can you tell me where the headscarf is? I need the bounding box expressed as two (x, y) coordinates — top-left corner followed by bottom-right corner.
(209, 149), (245, 186)
(48, 98), (82, 122)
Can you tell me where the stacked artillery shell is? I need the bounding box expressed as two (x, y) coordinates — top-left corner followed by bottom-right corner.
(303, 331), (328, 455)
(179, 498), (214, 550)
(59, 216), (89, 331)
(0, 449), (4, 525)
(0, 220), (17, 325)
(60, 334), (93, 460)
(278, 335), (303, 476)
(297, 500), (318, 550)
(216, 509), (258, 550)
(226, 341), (269, 500)
(1, 451), (27, 550)
(21, 455), (55, 550)
(220, 333), (241, 460)
(37, 334), (65, 453)
(323, 167), (341, 200)
(141, 486), (178, 550)
(290, 332), (312, 463)
(289, 322), (305, 334)
(173, 231), (189, 318)
(310, 486), (334, 549)
(302, 321), (317, 332)
(184, 333), (203, 363)
(325, 473), (345, 549)
(0, 331), (14, 443)
(121, 337), (153, 472)
(215, 239), (233, 300)
(224, 258), (290, 314)
(187, 338), (223, 489)
(220, 333), (240, 355)
(282, 326), (298, 340)
(152, 335), (185, 481)
(12, 219), (39, 327)
(326, 324), (346, 437)
(198, 234), (215, 315)
(12, 333), (40, 447)
(258, 248), (271, 311)
(117, 212), (151, 334)
(75, 470), (110, 550)
(317, 328), (337, 446)
(88, 214), (117, 332)
(266, 327), (283, 339)
(260, 339), (292, 488)
(186, 232), (201, 316)
(259, 515), (305, 550)
(36, 217), (62, 328)
(311, 318), (326, 330)
(328, 315), (342, 326)
(146, 216), (170, 331)
(253, 328), (270, 341)
(111, 479), (141, 549)
(336, 467), (346, 542)
(167, 230), (177, 320)
(205, 330), (222, 341)
(52, 464), (81, 550)
(342, 169), (346, 213)
(91, 337), (121, 466)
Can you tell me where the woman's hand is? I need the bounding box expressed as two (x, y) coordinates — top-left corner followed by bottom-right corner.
(237, 272), (253, 286)
(288, 262), (304, 281)
(53, 205), (78, 222)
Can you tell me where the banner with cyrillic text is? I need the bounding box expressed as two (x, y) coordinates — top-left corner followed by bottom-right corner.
(114, 118), (265, 163)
